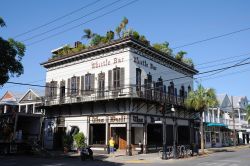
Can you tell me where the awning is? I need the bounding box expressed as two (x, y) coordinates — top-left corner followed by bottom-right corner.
(206, 123), (228, 127)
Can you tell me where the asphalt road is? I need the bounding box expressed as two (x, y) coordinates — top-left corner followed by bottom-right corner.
(1, 148), (250, 166)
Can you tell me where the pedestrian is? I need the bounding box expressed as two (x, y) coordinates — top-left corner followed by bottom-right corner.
(138, 140), (143, 154)
(109, 137), (115, 157)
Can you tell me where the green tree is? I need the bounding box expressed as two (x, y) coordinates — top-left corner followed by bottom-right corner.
(82, 29), (96, 41)
(185, 84), (218, 154)
(0, 17), (6, 27)
(246, 105), (250, 122)
(0, 17), (26, 86)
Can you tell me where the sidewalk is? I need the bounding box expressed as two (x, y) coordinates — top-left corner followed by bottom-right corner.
(42, 145), (250, 164)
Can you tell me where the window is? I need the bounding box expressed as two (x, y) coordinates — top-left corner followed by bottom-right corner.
(188, 85), (191, 93)
(20, 105), (26, 113)
(206, 132), (211, 143)
(27, 104), (33, 114)
(71, 76), (77, 96)
(113, 67), (120, 89)
(85, 73), (95, 94)
(98, 72), (105, 97)
(50, 81), (57, 98)
(144, 73), (152, 99)
(136, 68), (141, 92)
(85, 74), (91, 91)
(60, 80), (65, 98)
(113, 67), (125, 90)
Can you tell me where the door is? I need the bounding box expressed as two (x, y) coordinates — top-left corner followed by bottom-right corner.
(111, 127), (127, 149)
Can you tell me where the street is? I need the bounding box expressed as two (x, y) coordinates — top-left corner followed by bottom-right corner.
(1, 148), (250, 166)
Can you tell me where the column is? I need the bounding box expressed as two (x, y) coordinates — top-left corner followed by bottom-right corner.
(4, 105), (7, 113)
(162, 116), (167, 159)
(86, 117), (90, 146)
(18, 105), (21, 113)
(33, 104), (35, 114)
(126, 114), (132, 156)
(105, 116), (109, 152)
(143, 116), (147, 154)
(212, 109), (215, 122)
(25, 105), (28, 113)
(217, 108), (220, 123)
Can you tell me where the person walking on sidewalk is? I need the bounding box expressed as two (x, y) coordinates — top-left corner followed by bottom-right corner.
(109, 137), (115, 156)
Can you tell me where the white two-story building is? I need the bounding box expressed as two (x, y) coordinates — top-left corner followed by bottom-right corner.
(203, 94), (249, 148)
(41, 36), (198, 155)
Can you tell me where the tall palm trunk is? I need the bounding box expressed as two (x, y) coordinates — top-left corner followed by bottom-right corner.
(200, 111), (204, 154)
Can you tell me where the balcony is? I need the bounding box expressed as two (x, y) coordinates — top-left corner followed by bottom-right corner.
(44, 86), (186, 107)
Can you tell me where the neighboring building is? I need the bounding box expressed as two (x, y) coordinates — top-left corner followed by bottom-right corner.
(230, 96), (249, 144)
(0, 89), (44, 115)
(41, 36), (198, 154)
(203, 94), (232, 148)
(0, 91), (22, 114)
(204, 94), (250, 148)
(18, 89), (44, 114)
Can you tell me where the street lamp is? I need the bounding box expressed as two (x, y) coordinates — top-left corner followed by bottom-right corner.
(171, 105), (177, 159)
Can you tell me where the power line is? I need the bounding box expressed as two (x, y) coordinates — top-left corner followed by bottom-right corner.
(172, 26), (250, 50)
(6, 58), (250, 92)
(195, 52), (250, 66)
(21, 0), (124, 42)
(26, 0), (139, 46)
(13, 0), (102, 39)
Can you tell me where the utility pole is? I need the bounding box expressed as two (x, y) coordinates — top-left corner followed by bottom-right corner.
(231, 96), (237, 147)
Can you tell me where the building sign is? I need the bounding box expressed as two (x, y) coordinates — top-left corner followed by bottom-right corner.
(131, 123), (143, 127)
(110, 124), (126, 127)
(131, 115), (144, 123)
(109, 115), (127, 123)
(148, 116), (162, 123)
(90, 116), (106, 124)
(91, 57), (124, 69)
(134, 57), (157, 70)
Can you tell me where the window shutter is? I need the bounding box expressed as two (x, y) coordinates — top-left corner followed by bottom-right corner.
(90, 74), (95, 91)
(108, 70), (112, 90)
(81, 76), (84, 95)
(67, 78), (71, 96)
(77, 77), (80, 95)
(53, 81), (58, 99)
(45, 82), (50, 97)
(120, 67), (125, 88)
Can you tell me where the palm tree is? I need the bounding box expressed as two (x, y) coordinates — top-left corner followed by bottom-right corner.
(185, 84), (218, 154)
(246, 105), (250, 122)
(115, 26), (122, 38)
(82, 29), (96, 41)
(0, 17), (6, 27)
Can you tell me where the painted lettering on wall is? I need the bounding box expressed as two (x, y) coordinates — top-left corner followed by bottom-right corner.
(132, 115), (144, 123)
(91, 116), (105, 123)
(91, 57), (124, 69)
(134, 57), (157, 70)
(109, 115), (126, 123)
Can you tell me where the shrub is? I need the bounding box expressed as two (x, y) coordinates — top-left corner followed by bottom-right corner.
(73, 132), (86, 149)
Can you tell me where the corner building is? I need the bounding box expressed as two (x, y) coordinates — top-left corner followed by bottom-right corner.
(41, 37), (198, 154)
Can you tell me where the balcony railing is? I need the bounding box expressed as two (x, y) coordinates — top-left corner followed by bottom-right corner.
(44, 86), (186, 106)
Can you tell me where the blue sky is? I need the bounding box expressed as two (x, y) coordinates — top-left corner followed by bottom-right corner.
(1, 0), (250, 98)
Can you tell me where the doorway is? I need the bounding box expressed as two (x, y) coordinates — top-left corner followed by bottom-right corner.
(111, 127), (127, 149)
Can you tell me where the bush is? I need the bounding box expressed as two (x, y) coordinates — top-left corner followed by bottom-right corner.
(63, 134), (73, 149)
(73, 132), (86, 149)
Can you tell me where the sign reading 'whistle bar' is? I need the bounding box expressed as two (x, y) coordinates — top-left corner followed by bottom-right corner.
(91, 57), (124, 69)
